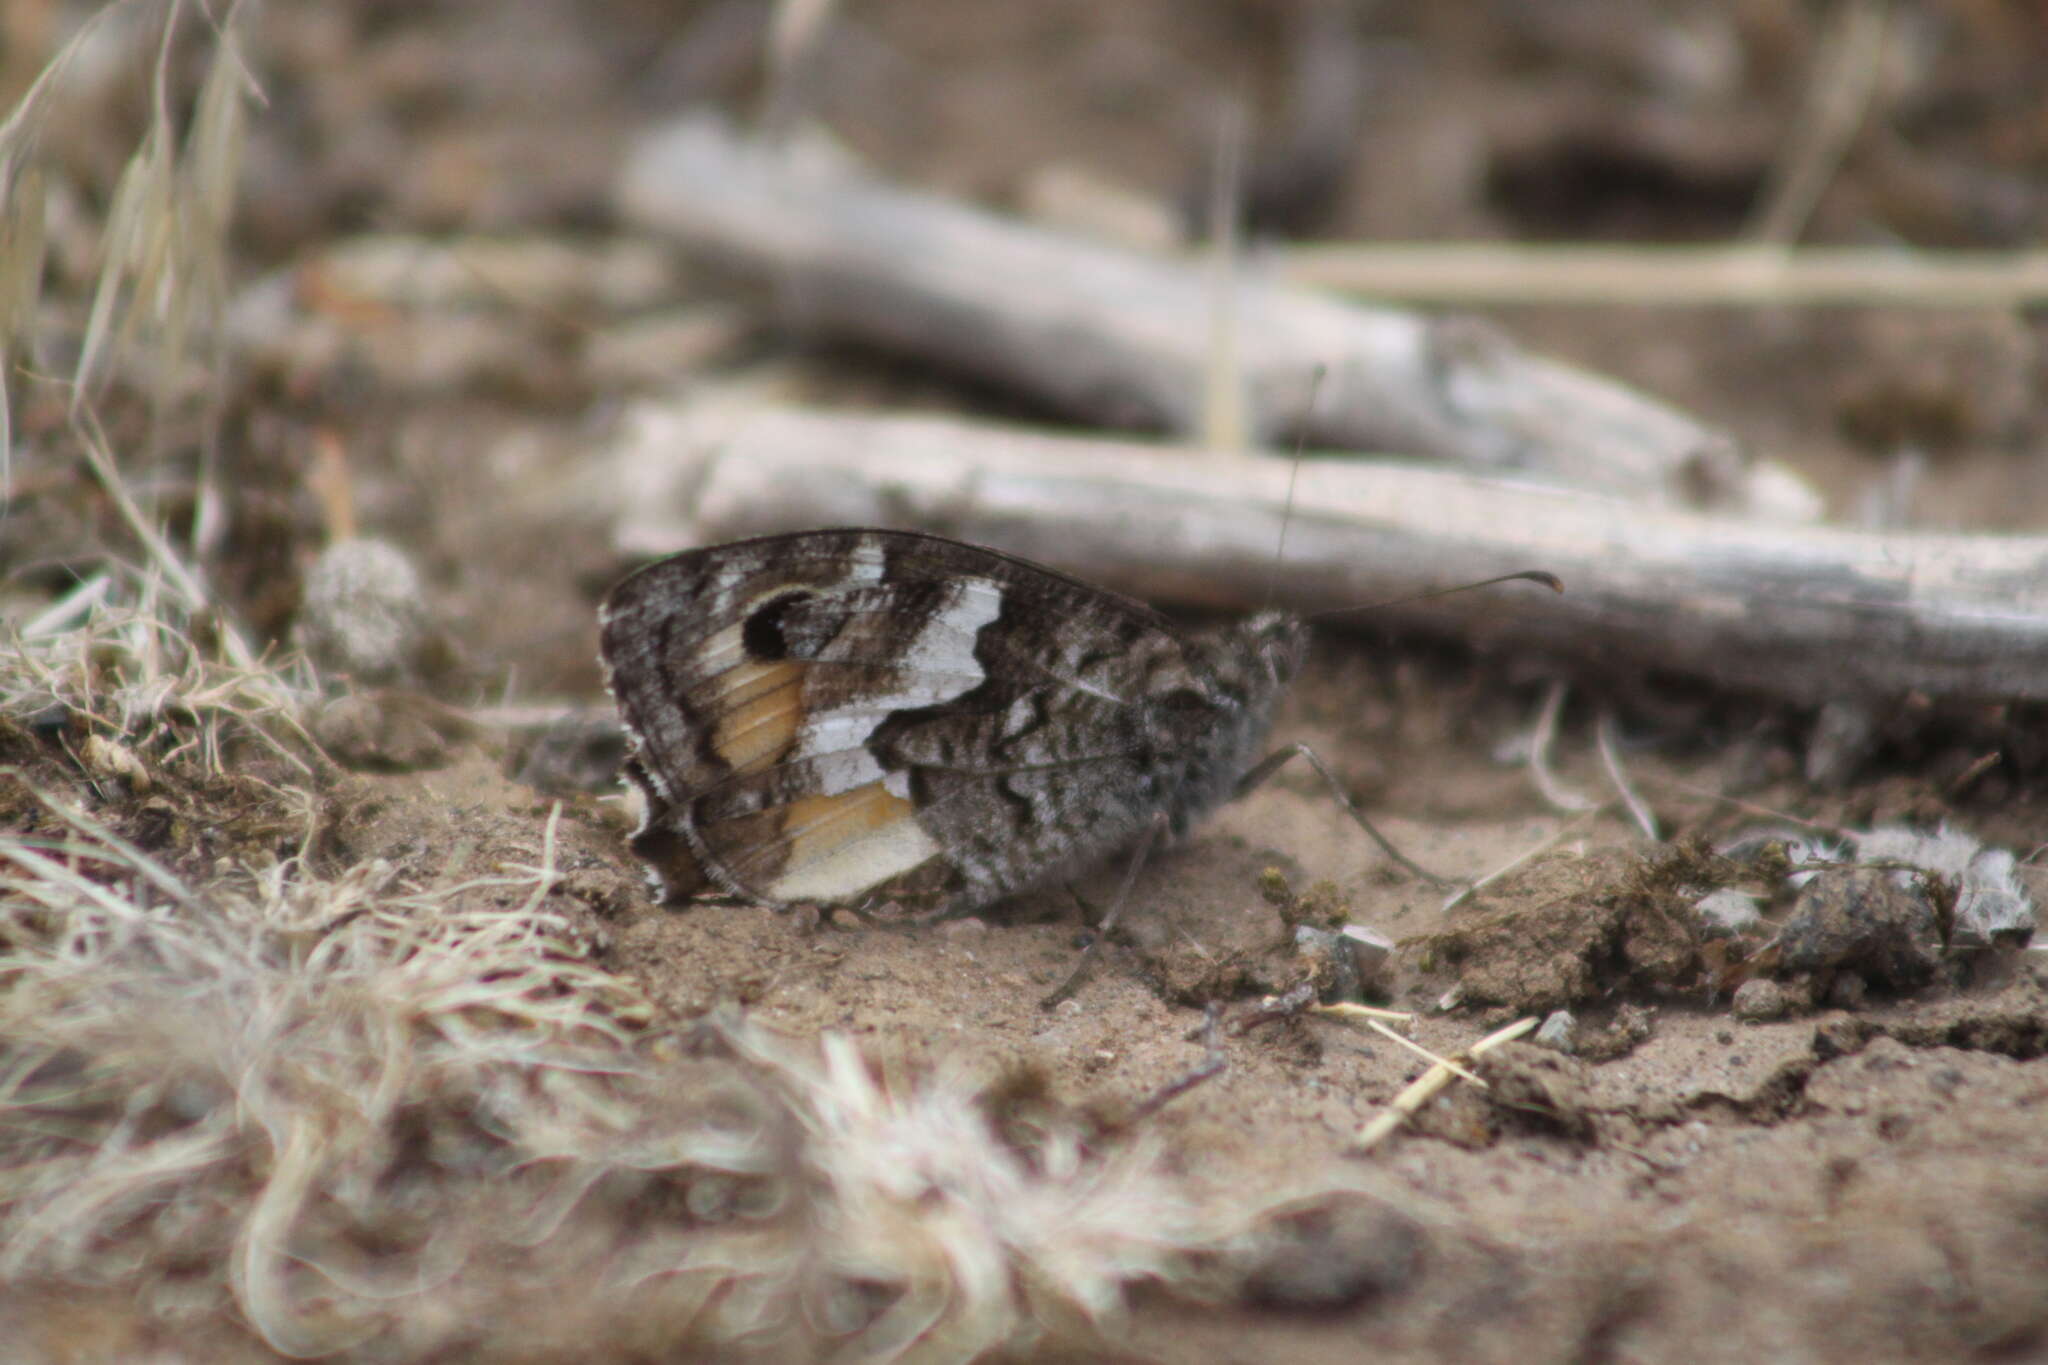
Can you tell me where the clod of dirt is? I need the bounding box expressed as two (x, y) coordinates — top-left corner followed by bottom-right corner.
(1476, 1042), (1598, 1142)
(1224, 1192), (1425, 1313)
(1732, 978), (1791, 1023)
(1405, 852), (1701, 1013)
(1780, 867), (1941, 992)
(309, 691), (472, 770)
(1575, 1001), (1656, 1062)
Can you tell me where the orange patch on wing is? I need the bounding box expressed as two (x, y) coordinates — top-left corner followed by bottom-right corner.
(709, 659), (804, 771)
(764, 781), (941, 901)
(783, 782), (910, 846)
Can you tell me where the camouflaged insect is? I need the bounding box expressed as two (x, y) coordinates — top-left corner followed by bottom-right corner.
(599, 528), (1306, 917)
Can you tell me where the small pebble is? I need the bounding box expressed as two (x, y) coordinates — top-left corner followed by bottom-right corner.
(1534, 1009), (1577, 1053)
(1340, 923), (1395, 984)
(1295, 925), (1362, 1002)
(1828, 971), (1868, 1010)
(1781, 867), (1940, 990)
(1732, 978), (1789, 1023)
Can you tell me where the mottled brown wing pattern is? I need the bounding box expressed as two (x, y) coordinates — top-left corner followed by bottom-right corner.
(599, 528), (1307, 916)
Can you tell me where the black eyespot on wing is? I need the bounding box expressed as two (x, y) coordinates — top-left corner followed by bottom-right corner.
(741, 590), (815, 660)
(1162, 687), (1211, 713)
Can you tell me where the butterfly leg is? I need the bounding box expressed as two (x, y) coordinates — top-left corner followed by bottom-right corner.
(1236, 743), (1459, 889)
(1039, 813), (1170, 1009)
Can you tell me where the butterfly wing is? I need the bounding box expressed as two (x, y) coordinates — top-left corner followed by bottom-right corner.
(600, 528), (1182, 913)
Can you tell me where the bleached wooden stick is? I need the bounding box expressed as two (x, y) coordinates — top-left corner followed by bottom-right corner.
(602, 404), (2048, 707)
(615, 113), (1800, 516)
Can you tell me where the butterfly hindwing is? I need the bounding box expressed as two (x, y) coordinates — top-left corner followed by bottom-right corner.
(600, 528), (1202, 914)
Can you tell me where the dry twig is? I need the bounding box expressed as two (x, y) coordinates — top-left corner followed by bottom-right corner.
(605, 404), (2048, 708)
(616, 113), (1784, 513)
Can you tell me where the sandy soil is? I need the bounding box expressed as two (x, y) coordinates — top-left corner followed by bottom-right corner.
(8, 2), (2048, 1361)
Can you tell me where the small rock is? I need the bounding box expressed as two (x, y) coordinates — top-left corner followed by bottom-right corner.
(1781, 866), (1941, 990)
(1829, 971), (1869, 1010)
(1295, 924), (1362, 1002)
(1693, 888), (1762, 938)
(940, 916), (989, 941)
(1534, 1009), (1577, 1053)
(1339, 923), (1395, 986)
(1855, 824), (2035, 949)
(1732, 978), (1789, 1022)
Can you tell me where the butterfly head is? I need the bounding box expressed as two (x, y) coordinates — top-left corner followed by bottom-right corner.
(1240, 609), (1311, 693)
(1163, 609), (1309, 733)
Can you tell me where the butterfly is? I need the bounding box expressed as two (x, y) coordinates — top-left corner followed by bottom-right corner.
(596, 527), (1349, 921)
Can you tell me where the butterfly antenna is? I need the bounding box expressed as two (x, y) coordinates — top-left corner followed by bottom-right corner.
(1266, 363), (1327, 611)
(1306, 569), (1564, 623)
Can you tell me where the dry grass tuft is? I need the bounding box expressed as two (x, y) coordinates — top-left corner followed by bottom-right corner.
(5, 557), (321, 782)
(0, 802), (1297, 1360)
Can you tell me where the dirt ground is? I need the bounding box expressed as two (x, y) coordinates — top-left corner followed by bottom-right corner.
(8, 2), (2048, 1362)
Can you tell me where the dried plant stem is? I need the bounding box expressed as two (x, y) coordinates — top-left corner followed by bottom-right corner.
(1745, 0), (1890, 245)
(1281, 242), (2048, 308)
(1351, 1015), (1539, 1153)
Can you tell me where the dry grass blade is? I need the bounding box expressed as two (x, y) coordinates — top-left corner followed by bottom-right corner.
(761, 0), (838, 138)
(1745, 0), (1891, 245)
(68, 0), (256, 419)
(1199, 96), (1249, 457)
(0, 800), (658, 1352)
(1597, 709), (1660, 841)
(1527, 678), (1599, 813)
(0, 0), (132, 488)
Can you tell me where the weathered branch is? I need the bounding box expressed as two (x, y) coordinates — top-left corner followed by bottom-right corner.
(615, 114), (1809, 517)
(603, 405), (2048, 707)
